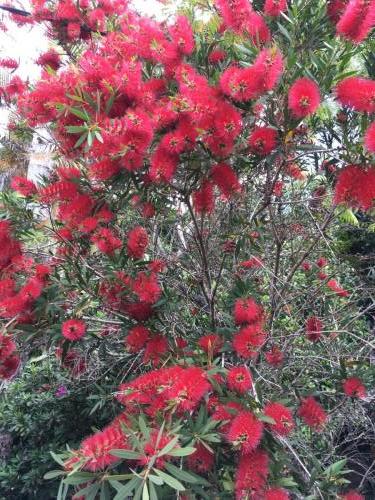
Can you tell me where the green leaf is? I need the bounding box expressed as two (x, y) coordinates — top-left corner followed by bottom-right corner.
(110, 449), (143, 460)
(113, 477), (141, 500)
(50, 451), (65, 466)
(276, 477), (298, 487)
(148, 474), (164, 486)
(167, 446), (196, 457)
(70, 107), (90, 121)
(164, 463), (209, 485)
(158, 436), (180, 457)
(66, 125), (87, 133)
(75, 483), (100, 500)
(139, 415), (150, 439)
(153, 469), (185, 491)
(74, 132), (88, 148)
(142, 482), (149, 500)
(258, 414), (276, 425)
(324, 459), (348, 477)
(44, 470), (65, 480)
(148, 480), (158, 500)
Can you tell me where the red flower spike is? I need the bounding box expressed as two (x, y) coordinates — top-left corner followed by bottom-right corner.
(305, 316), (323, 342)
(62, 319), (86, 341)
(127, 226), (148, 260)
(234, 298), (263, 326)
(364, 122), (375, 153)
(343, 376), (366, 399)
(334, 165), (375, 212)
(288, 78), (320, 119)
(126, 325), (151, 353)
(227, 366), (252, 394)
(249, 127), (278, 156)
(264, 402), (295, 436)
(340, 491), (365, 500)
(264, 0), (287, 17)
(265, 346), (284, 366)
(335, 77), (375, 113)
(264, 487), (290, 500)
(298, 396), (327, 430)
(10, 177), (37, 197)
(227, 410), (263, 454)
(186, 443), (214, 473)
(235, 449), (269, 499)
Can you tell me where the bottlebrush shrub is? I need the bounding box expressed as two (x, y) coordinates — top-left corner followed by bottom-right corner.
(1, 0), (375, 498)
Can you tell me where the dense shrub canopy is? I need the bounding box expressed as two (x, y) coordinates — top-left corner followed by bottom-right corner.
(0, 0), (375, 499)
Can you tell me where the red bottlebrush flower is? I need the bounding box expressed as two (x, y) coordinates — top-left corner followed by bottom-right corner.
(141, 202), (156, 218)
(335, 77), (375, 113)
(19, 277), (43, 303)
(186, 443), (214, 473)
(36, 49), (61, 71)
(327, 0), (349, 24)
(298, 396), (327, 430)
(334, 165), (375, 211)
(164, 366), (212, 413)
(211, 163), (241, 199)
(88, 159), (121, 181)
(148, 259), (166, 273)
(340, 491), (364, 500)
(126, 325), (151, 353)
(0, 354), (20, 379)
(227, 411), (263, 454)
(78, 423), (127, 471)
(10, 176), (37, 197)
(234, 298), (263, 325)
(239, 256), (263, 269)
(209, 49), (226, 63)
(35, 263), (51, 280)
(227, 366), (252, 394)
(39, 181), (78, 202)
(132, 272), (161, 304)
(143, 335), (168, 365)
(233, 325), (267, 359)
(316, 256), (328, 268)
(336, 0), (375, 43)
(79, 217), (98, 233)
(288, 78), (321, 118)
(305, 316), (323, 342)
(249, 127), (278, 156)
(327, 279), (349, 297)
(264, 488), (290, 500)
(364, 122), (375, 153)
(0, 334), (16, 359)
(5, 76), (26, 97)
(192, 180), (215, 214)
(169, 16), (194, 56)
(0, 58), (19, 70)
(127, 226), (148, 260)
(235, 449), (269, 499)
(264, 0), (287, 16)
(265, 346), (284, 366)
(212, 401), (243, 432)
(301, 261), (312, 271)
(149, 149), (178, 183)
(62, 319), (86, 341)
(198, 334), (223, 355)
(91, 228), (122, 255)
(263, 402), (295, 436)
(273, 180), (284, 196)
(343, 376), (366, 398)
